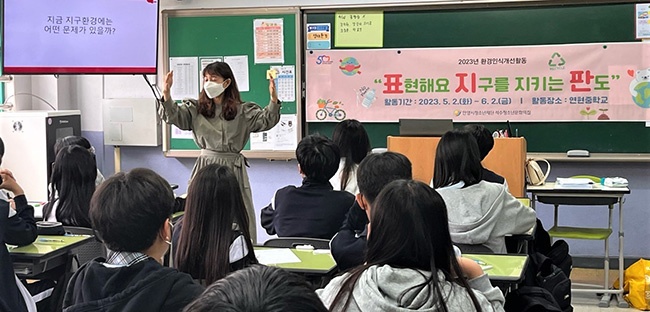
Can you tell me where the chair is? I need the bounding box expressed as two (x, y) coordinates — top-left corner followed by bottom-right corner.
(263, 237), (331, 249)
(64, 226), (107, 269)
(455, 243), (494, 254)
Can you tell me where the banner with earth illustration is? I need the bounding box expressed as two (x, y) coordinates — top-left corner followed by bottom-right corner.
(305, 42), (650, 122)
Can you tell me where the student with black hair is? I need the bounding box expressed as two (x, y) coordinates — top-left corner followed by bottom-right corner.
(183, 265), (328, 312)
(318, 180), (505, 311)
(43, 145), (96, 228)
(330, 151), (412, 271)
(462, 124), (506, 185)
(174, 164), (258, 286)
(329, 119), (371, 194)
(54, 135), (105, 186)
(261, 134), (354, 239)
(63, 168), (204, 312)
(0, 142), (38, 311)
(433, 130), (535, 253)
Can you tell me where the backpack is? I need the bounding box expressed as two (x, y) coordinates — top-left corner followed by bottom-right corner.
(525, 158), (551, 186)
(505, 286), (562, 312)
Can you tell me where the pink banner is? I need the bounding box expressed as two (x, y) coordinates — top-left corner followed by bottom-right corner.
(306, 43), (650, 122)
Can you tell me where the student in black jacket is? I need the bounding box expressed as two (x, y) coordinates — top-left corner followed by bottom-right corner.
(63, 168), (204, 312)
(261, 135), (355, 239)
(0, 168), (38, 311)
(329, 152), (412, 271)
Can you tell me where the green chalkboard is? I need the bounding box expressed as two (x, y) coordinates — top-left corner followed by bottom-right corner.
(164, 11), (298, 154)
(306, 3), (650, 153)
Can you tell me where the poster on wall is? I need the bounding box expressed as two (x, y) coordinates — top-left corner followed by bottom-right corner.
(636, 3), (650, 39)
(169, 57), (198, 100)
(306, 42), (650, 122)
(334, 11), (383, 48)
(306, 23), (331, 50)
(254, 18), (284, 64)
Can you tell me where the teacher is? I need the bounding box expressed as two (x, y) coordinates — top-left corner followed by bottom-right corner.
(159, 61), (281, 239)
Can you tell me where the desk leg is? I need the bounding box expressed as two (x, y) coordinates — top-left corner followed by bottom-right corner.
(598, 204), (613, 308)
(616, 198), (629, 308)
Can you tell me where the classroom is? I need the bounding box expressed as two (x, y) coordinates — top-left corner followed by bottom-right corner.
(1, 0), (649, 311)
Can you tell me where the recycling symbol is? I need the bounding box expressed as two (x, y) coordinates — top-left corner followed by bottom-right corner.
(548, 52), (565, 67)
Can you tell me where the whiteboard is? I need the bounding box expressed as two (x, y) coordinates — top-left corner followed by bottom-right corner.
(103, 75), (157, 99)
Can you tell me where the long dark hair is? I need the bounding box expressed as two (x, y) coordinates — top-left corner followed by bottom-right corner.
(175, 164), (257, 285)
(432, 129), (483, 189)
(198, 62), (243, 120)
(45, 145), (97, 227)
(331, 119), (370, 190)
(329, 180), (483, 312)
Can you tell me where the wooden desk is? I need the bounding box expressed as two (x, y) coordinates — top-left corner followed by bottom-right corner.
(387, 136), (526, 197)
(9, 235), (93, 277)
(254, 247), (337, 275)
(527, 183), (630, 308)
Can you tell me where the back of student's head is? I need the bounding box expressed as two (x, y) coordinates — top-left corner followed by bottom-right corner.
(332, 119), (371, 190)
(330, 180), (482, 311)
(183, 265), (327, 312)
(45, 145), (97, 227)
(90, 168), (174, 252)
(295, 134), (340, 183)
(175, 164), (257, 285)
(0, 136), (4, 166)
(54, 136), (94, 156)
(463, 124), (494, 160)
(432, 129), (482, 189)
(356, 152), (411, 204)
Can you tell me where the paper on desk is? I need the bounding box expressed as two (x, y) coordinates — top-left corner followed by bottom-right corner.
(255, 249), (301, 265)
(554, 178), (594, 189)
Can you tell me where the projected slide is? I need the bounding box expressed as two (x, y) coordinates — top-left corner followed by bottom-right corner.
(3, 0), (158, 74)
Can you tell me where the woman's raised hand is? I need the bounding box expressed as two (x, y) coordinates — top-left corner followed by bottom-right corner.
(162, 71), (174, 98)
(269, 78), (278, 104)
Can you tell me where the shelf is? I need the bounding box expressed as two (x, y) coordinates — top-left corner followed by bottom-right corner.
(548, 226), (612, 240)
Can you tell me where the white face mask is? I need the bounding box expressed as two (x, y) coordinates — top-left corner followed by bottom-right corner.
(203, 81), (227, 99)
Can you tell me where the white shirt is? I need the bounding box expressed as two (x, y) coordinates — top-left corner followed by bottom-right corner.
(329, 158), (359, 195)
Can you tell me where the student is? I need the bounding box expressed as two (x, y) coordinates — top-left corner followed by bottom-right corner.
(43, 145), (96, 228)
(63, 168), (204, 312)
(173, 164), (258, 286)
(329, 119), (371, 194)
(54, 136), (105, 186)
(261, 134), (354, 239)
(183, 265), (328, 312)
(330, 152), (412, 271)
(318, 180), (505, 311)
(463, 124), (506, 185)
(0, 167), (38, 312)
(433, 130), (536, 253)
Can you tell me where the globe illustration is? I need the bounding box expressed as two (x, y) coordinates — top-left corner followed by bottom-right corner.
(339, 57), (361, 76)
(633, 81), (650, 108)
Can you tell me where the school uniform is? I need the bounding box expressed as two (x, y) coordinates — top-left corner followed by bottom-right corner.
(1, 195), (38, 312)
(329, 158), (359, 195)
(330, 202), (368, 271)
(63, 251), (204, 312)
(159, 97), (281, 240)
(482, 168), (505, 185)
(260, 178), (355, 239)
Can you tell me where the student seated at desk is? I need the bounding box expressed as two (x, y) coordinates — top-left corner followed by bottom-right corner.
(54, 136), (105, 187)
(184, 265), (327, 312)
(318, 180), (505, 312)
(433, 130), (536, 254)
(0, 169), (38, 312)
(173, 164), (258, 286)
(261, 135), (354, 239)
(329, 119), (371, 195)
(43, 145), (96, 228)
(330, 152), (412, 271)
(463, 124), (506, 185)
(63, 168), (204, 312)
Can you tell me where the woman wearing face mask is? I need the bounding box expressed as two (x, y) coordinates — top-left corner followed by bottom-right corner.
(159, 62), (281, 240)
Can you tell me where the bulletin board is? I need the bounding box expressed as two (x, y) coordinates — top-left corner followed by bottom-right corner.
(161, 8), (301, 159)
(305, 3), (650, 154)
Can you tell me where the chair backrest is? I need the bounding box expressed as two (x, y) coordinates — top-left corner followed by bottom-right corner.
(263, 237), (331, 249)
(64, 226), (107, 268)
(455, 243), (494, 254)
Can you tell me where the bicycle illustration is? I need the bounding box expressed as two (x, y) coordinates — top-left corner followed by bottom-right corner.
(315, 99), (346, 121)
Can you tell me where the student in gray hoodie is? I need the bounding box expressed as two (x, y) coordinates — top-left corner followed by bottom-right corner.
(318, 180), (505, 312)
(433, 130), (536, 253)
